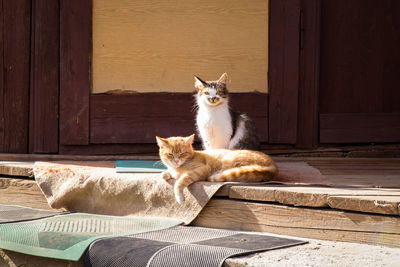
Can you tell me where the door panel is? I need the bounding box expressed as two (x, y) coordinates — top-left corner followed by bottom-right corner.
(0, 0), (30, 153)
(59, 0), (91, 145)
(319, 0), (400, 143)
(30, 0), (59, 153)
(268, 0), (300, 144)
(320, 113), (400, 143)
(90, 94), (268, 144)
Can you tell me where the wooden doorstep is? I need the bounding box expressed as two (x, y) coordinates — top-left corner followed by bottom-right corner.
(1, 157), (400, 247)
(1, 158), (400, 216)
(1, 177), (400, 247)
(0, 162), (34, 177)
(327, 195), (400, 216)
(227, 185), (400, 215)
(0, 178), (51, 210)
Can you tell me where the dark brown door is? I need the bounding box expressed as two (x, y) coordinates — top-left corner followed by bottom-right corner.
(318, 0), (400, 143)
(0, 0), (30, 153)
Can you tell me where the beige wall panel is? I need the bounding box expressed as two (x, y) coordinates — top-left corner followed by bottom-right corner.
(92, 0), (269, 93)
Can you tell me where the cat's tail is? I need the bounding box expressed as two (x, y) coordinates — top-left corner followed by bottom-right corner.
(209, 164), (278, 182)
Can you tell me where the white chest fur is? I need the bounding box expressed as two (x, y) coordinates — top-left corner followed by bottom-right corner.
(167, 166), (178, 179)
(196, 101), (233, 149)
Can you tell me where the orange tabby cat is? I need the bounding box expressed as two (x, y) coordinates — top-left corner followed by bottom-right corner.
(156, 134), (278, 204)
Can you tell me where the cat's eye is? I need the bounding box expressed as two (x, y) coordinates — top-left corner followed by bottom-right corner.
(180, 152), (187, 157)
(204, 91), (209, 95)
(167, 153), (174, 157)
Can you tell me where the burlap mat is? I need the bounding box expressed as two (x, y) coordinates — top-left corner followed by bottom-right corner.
(33, 161), (328, 224)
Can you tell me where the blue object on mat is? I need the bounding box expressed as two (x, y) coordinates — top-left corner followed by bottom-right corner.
(115, 160), (167, 173)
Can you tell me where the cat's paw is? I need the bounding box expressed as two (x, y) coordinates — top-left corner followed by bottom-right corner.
(174, 186), (185, 204)
(161, 171), (172, 180)
(208, 171), (222, 182)
(175, 193), (184, 204)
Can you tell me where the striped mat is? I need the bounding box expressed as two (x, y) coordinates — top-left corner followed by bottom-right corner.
(84, 226), (307, 267)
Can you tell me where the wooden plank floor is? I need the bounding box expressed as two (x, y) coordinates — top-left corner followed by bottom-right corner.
(0, 157), (399, 247)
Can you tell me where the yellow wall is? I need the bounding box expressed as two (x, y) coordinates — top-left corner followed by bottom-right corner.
(92, 0), (269, 93)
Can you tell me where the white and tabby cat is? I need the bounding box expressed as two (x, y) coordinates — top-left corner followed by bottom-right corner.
(194, 73), (260, 150)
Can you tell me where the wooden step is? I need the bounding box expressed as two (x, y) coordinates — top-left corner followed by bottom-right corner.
(1, 157), (400, 248)
(228, 185), (400, 215)
(192, 198), (400, 248)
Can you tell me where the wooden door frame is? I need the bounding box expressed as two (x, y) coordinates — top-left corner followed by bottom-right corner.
(268, 0), (300, 145)
(59, 0), (91, 147)
(268, 0), (320, 148)
(296, 0), (321, 148)
(0, 0), (60, 154)
(0, 0), (31, 153)
(30, 0), (59, 153)
(58, 0), (271, 154)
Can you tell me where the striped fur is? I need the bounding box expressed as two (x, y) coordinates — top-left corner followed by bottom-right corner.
(156, 135), (278, 204)
(208, 165), (278, 182)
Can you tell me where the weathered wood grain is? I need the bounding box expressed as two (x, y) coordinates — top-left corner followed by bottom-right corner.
(268, 0), (300, 144)
(296, 0), (320, 148)
(229, 185), (329, 207)
(229, 185), (400, 211)
(192, 199), (400, 247)
(328, 195), (400, 215)
(318, 1), (400, 143)
(92, 0), (269, 93)
(29, 0), (59, 153)
(59, 0), (91, 145)
(90, 93), (268, 143)
(0, 0), (30, 153)
(59, 144), (160, 155)
(0, 178), (50, 210)
(0, 162), (33, 177)
(228, 185), (276, 202)
(196, 199), (400, 233)
(319, 1), (400, 115)
(320, 113), (400, 143)
(0, 0), (3, 153)
(0, 154), (159, 161)
(0, 157), (399, 218)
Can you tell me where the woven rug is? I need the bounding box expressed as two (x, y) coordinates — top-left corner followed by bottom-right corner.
(0, 212), (181, 261)
(84, 226), (307, 267)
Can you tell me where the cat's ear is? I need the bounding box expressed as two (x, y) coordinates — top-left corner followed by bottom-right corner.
(156, 136), (168, 148)
(185, 134), (195, 145)
(217, 73), (228, 85)
(194, 75), (206, 90)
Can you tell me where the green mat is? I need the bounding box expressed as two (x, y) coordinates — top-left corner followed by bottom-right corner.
(0, 213), (182, 261)
(115, 160), (166, 173)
